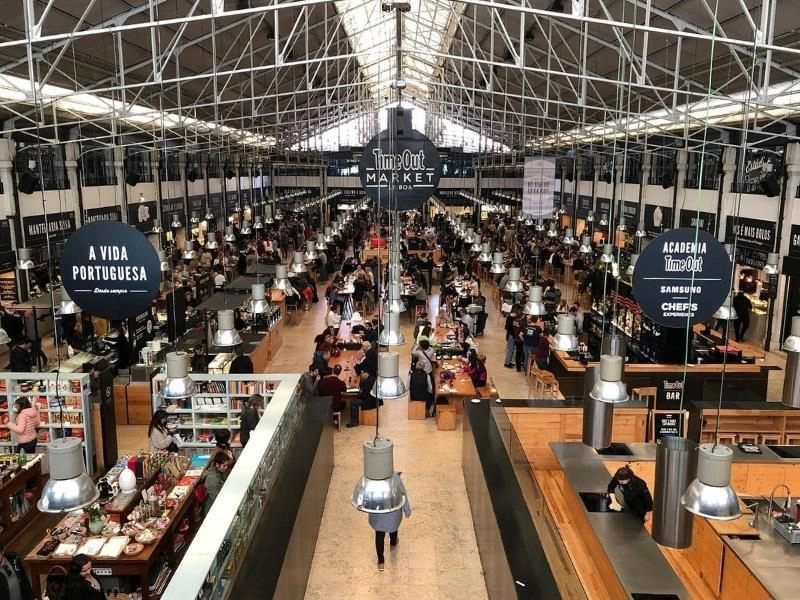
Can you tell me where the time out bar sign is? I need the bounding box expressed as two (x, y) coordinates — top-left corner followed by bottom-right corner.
(632, 227), (732, 328)
(60, 220), (161, 321)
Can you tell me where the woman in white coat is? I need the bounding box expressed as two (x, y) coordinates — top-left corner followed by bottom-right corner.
(368, 473), (412, 571)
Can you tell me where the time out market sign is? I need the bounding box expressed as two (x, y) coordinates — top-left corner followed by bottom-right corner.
(60, 220), (161, 321)
(632, 227), (732, 328)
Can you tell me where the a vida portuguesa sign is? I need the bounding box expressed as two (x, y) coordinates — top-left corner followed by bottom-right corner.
(632, 227), (732, 328)
(60, 220), (161, 320)
(359, 107), (441, 212)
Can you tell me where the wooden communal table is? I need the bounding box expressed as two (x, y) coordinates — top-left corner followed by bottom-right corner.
(431, 325), (457, 345)
(327, 349), (363, 392)
(25, 480), (199, 600)
(434, 358), (476, 413)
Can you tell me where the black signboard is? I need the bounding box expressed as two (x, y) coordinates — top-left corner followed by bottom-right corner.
(643, 205), (673, 238)
(359, 107), (441, 211)
(127, 200), (157, 233)
(652, 410), (686, 440)
(208, 193), (223, 217)
(84, 206), (121, 224)
(562, 192), (575, 213)
(161, 196), (186, 228)
(0, 252), (14, 273)
(679, 209), (716, 234)
(622, 202), (640, 233)
(724, 216), (775, 253)
(0, 220), (12, 254)
(240, 188), (251, 208)
(595, 197), (611, 230)
(127, 307), (155, 356)
(23, 211), (76, 247)
(733, 246), (769, 269)
(632, 227), (732, 328)
(60, 221), (161, 320)
(188, 195), (206, 217)
(577, 195), (593, 219)
(225, 190), (239, 214)
(790, 224), (800, 259)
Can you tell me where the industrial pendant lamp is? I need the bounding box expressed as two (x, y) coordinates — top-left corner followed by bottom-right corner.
(205, 209), (215, 221)
(579, 235), (593, 254)
(534, 220), (545, 232)
(0, 328), (9, 345)
(586, 211), (595, 223)
(59, 289), (82, 315)
(157, 250), (171, 272)
(378, 311), (405, 346)
(551, 314), (579, 351)
(477, 243), (492, 263)
(384, 282), (406, 313)
(523, 285), (546, 316)
(315, 233), (327, 251)
(547, 223), (559, 238)
(635, 221), (647, 238)
(504, 267), (525, 293)
(290, 251), (307, 274)
(562, 228), (576, 245)
(190, 212), (200, 224)
(599, 213), (608, 226)
(712, 293), (738, 321)
(600, 243), (615, 264)
(205, 229), (219, 250)
(626, 254), (638, 276)
(264, 206), (274, 224)
(489, 252), (506, 274)
(371, 351), (407, 399)
(681, 444), (741, 520)
(253, 216), (264, 230)
(463, 227), (476, 244)
(170, 213), (182, 229)
(240, 220), (252, 235)
(616, 217), (627, 231)
(351, 438), (406, 513)
(38, 438), (99, 513)
(151, 220), (164, 234)
(160, 352), (196, 400)
(182, 240), (197, 260)
(470, 238), (483, 253)
(304, 240), (318, 261)
(589, 355), (629, 403)
(273, 265), (291, 290)
(250, 283), (269, 314)
(17, 248), (34, 270)
(323, 227), (334, 243)
(214, 309), (243, 347)
(224, 226), (236, 242)
(763, 252), (780, 275)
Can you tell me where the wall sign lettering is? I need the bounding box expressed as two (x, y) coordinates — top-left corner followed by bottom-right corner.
(652, 410), (686, 440)
(577, 195), (593, 219)
(679, 209), (716, 234)
(23, 212), (76, 247)
(632, 227), (732, 328)
(84, 206), (121, 224)
(790, 224), (800, 259)
(724, 216), (775, 252)
(60, 221), (161, 320)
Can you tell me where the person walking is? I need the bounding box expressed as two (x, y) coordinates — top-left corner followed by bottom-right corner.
(368, 473), (411, 571)
(239, 394), (263, 447)
(732, 290), (752, 342)
(7, 398), (37, 454)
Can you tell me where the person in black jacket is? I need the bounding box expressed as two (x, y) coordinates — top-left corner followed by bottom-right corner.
(607, 465), (653, 523)
(0, 543), (34, 600)
(346, 371), (381, 428)
(228, 345), (254, 374)
(64, 554), (105, 600)
(239, 394), (263, 447)
(9, 339), (32, 373)
(408, 360), (434, 416)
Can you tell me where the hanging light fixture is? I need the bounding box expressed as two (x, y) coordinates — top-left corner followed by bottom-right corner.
(534, 219), (545, 232)
(635, 221), (647, 238)
(214, 309), (243, 347)
(151, 220), (164, 234)
(290, 251), (307, 274)
(371, 352), (407, 399)
(712, 293), (738, 321)
(470, 238), (483, 253)
(250, 284), (269, 314)
(477, 243), (492, 263)
(240, 220), (252, 235)
(304, 240), (318, 261)
(681, 444), (741, 520)
(763, 252), (780, 275)
(253, 216), (264, 230)
(190, 212), (200, 224)
(523, 285), (546, 316)
(273, 265), (291, 290)
(378, 311), (406, 346)
(264, 205), (274, 224)
(489, 252), (506, 274)
(586, 211), (595, 223)
(205, 208), (215, 221)
(170, 213), (182, 229)
(182, 240), (197, 260)
(224, 226), (236, 242)
(546, 223), (559, 237)
(589, 354), (628, 403)
(160, 352), (196, 400)
(205, 229), (219, 250)
(504, 267), (525, 293)
(323, 227), (334, 243)
(59, 288), (82, 315)
(463, 227), (476, 244)
(0, 328), (9, 345)
(37, 438), (99, 513)
(579, 235), (593, 254)
(17, 248), (34, 270)
(599, 213), (608, 226)
(384, 282), (406, 313)
(315, 233), (327, 251)
(351, 437), (406, 513)
(600, 243), (615, 264)
(616, 217), (626, 232)
(551, 314), (579, 351)
(562, 228), (576, 245)
(157, 250), (171, 272)
(626, 254), (638, 276)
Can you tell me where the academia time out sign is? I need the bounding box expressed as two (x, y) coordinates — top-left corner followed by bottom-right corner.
(60, 220), (161, 321)
(359, 131), (441, 212)
(632, 227), (731, 328)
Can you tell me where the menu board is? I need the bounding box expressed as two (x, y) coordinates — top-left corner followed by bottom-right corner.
(188, 195), (206, 218)
(652, 410), (686, 440)
(562, 192), (575, 213)
(725, 216), (776, 269)
(0, 220), (12, 254)
(621, 201), (640, 233)
(225, 190), (239, 214)
(240, 188), (251, 208)
(0, 272), (17, 305)
(595, 197), (611, 230)
(127, 307), (155, 355)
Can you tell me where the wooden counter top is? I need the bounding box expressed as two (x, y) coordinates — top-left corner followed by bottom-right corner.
(552, 349), (764, 374)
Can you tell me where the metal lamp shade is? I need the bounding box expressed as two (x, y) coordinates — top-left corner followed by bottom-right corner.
(205, 210), (215, 221)
(59, 289), (82, 315)
(38, 438), (98, 513)
(616, 217), (627, 231)
(17, 248), (34, 270)
(384, 283), (406, 313)
(224, 226), (236, 242)
(158, 250), (170, 272)
(477, 243), (492, 263)
(190, 212), (200, 224)
(372, 351), (407, 399)
(351, 438), (406, 513)
(712, 294), (738, 321)
(315, 233), (327, 251)
(586, 212), (595, 223)
(463, 228), (476, 244)
(504, 268), (524, 293)
(151, 220), (164, 234)
(323, 227), (334, 243)
(523, 285), (546, 316)
(182, 240), (197, 260)
(304, 241), (318, 261)
(588, 355), (629, 403)
(250, 284), (270, 314)
(470, 240), (483, 253)
(681, 443), (741, 520)
(551, 315), (579, 351)
(533, 219), (543, 231)
(579, 236), (593, 254)
(170, 214), (182, 229)
(253, 216), (264, 230)
(547, 223), (558, 237)
(763, 252), (780, 275)
(290, 251), (307, 274)
(273, 265), (291, 290)
(0, 328), (9, 344)
(240, 221), (252, 235)
(635, 221), (647, 237)
(626, 254), (638, 276)
(600, 244), (614, 264)
(160, 352), (196, 400)
(378, 311), (405, 346)
(782, 317), (800, 407)
(214, 309), (243, 347)
(562, 228), (576, 245)
(599, 214), (608, 226)
(205, 234), (219, 250)
(783, 316), (800, 352)
(489, 253), (506, 274)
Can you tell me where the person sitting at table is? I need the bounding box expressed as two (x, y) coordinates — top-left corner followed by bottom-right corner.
(468, 353), (488, 388)
(311, 345), (334, 377)
(409, 360), (434, 416)
(313, 327), (336, 350)
(318, 364), (348, 413)
(414, 325), (436, 348)
(362, 320), (379, 344)
(326, 304), (342, 328)
(346, 370), (380, 428)
(458, 308), (474, 335)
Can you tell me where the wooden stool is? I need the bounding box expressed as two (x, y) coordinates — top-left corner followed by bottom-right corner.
(408, 400), (426, 420)
(359, 407), (377, 426)
(716, 433), (737, 445)
(436, 405), (456, 431)
(784, 434), (800, 445)
(760, 434), (782, 445)
(332, 411), (342, 431)
(737, 433), (759, 445)
(476, 386), (492, 400)
(532, 371), (559, 398)
(632, 387), (658, 406)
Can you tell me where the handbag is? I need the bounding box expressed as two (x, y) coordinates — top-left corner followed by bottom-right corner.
(108, 587), (134, 600)
(194, 479), (207, 503)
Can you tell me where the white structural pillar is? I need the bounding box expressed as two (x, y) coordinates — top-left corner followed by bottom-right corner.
(64, 142), (81, 226)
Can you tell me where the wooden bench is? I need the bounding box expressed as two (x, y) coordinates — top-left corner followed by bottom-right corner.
(408, 400), (426, 420)
(359, 407), (377, 426)
(436, 404), (456, 430)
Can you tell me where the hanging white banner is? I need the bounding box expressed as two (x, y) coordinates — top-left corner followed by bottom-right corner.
(522, 156), (556, 218)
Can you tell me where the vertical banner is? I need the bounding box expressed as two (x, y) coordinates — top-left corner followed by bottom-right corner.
(522, 157), (556, 219)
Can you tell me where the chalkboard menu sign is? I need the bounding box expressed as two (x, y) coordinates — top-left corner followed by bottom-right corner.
(23, 212), (76, 247)
(652, 410), (686, 440)
(161, 196), (186, 228)
(0, 272), (17, 305)
(84, 206), (121, 224)
(127, 200), (157, 233)
(679, 209), (716, 234)
(0, 220), (12, 254)
(621, 201), (640, 233)
(127, 307), (155, 356)
(240, 188), (251, 208)
(562, 192), (575, 213)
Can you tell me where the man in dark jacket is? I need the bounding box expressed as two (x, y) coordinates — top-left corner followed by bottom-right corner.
(228, 345), (254, 374)
(408, 360), (434, 416)
(311, 347), (333, 377)
(607, 465), (653, 523)
(0, 542), (34, 600)
(9, 339), (32, 373)
(346, 372), (381, 427)
(732, 291), (753, 342)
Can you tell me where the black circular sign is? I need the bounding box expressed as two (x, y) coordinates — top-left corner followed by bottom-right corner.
(60, 220), (161, 320)
(359, 129), (441, 212)
(632, 227), (732, 328)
